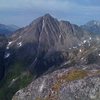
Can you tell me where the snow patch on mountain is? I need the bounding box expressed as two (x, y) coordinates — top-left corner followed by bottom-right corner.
(39, 80), (45, 92)
(17, 42), (22, 47)
(4, 53), (10, 58)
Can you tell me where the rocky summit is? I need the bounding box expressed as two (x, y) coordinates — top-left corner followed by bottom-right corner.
(12, 66), (100, 100)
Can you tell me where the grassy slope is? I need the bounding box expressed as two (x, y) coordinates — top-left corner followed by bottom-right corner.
(0, 62), (33, 100)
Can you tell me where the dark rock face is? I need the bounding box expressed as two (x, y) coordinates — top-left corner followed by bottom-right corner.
(0, 35), (7, 80)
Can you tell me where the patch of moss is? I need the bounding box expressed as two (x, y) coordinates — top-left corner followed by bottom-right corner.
(65, 70), (88, 81)
(44, 96), (57, 100)
(35, 97), (41, 100)
(52, 70), (88, 92)
(96, 70), (100, 74)
(52, 81), (62, 92)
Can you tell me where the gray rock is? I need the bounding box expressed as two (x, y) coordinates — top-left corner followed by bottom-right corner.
(12, 67), (100, 100)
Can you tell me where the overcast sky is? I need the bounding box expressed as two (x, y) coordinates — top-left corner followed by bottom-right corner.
(0, 0), (100, 27)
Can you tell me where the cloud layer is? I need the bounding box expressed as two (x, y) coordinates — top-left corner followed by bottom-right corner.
(0, 0), (100, 26)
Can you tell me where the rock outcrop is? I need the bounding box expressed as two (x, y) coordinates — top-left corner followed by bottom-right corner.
(12, 66), (100, 100)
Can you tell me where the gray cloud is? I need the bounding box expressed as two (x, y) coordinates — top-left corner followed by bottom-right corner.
(0, 0), (100, 26)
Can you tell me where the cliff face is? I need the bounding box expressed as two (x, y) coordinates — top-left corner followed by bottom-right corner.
(6, 14), (90, 76)
(12, 66), (100, 100)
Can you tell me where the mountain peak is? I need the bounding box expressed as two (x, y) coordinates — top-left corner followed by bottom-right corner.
(81, 20), (100, 35)
(30, 13), (55, 26)
(43, 13), (55, 21)
(86, 20), (100, 26)
(44, 13), (52, 17)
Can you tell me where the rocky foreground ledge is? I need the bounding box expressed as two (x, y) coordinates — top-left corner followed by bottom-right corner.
(12, 66), (100, 100)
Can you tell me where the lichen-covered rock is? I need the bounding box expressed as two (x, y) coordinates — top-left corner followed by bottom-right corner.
(12, 67), (100, 100)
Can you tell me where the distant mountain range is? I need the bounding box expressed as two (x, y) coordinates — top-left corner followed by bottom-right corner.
(81, 20), (100, 35)
(0, 24), (19, 36)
